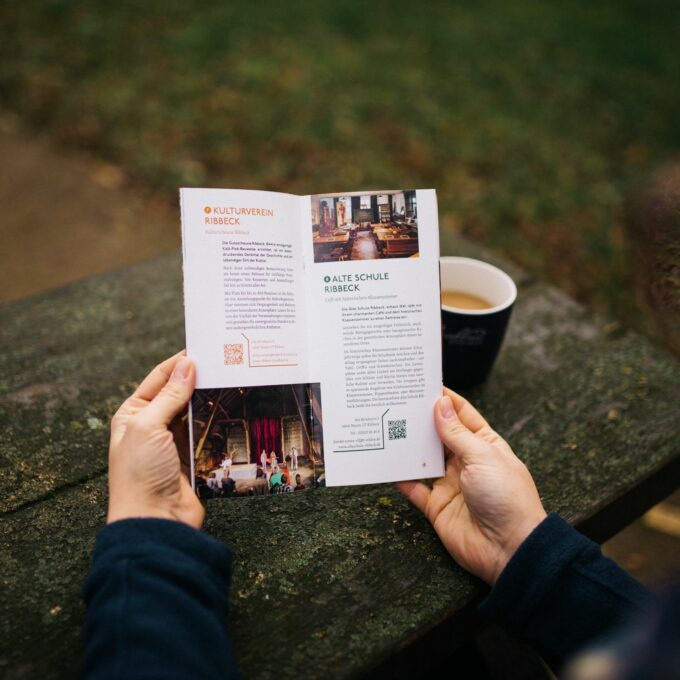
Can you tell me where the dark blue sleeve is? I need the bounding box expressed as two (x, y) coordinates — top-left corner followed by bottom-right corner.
(478, 513), (653, 671)
(83, 519), (239, 680)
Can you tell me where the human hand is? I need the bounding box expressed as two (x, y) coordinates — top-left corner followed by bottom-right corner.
(107, 352), (204, 529)
(397, 389), (546, 584)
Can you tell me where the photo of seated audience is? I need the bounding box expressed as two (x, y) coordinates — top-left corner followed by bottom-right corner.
(191, 383), (324, 499)
(311, 190), (419, 263)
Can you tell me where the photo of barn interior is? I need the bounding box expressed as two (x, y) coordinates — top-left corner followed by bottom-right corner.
(191, 383), (324, 498)
(311, 190), (418, 262)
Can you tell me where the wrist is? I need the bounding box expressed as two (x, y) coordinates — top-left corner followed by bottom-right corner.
(491, 511), (548, 584)
(107, 500), (178, 525)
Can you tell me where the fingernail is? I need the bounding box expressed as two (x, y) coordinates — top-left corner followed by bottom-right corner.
(171, 357), (191, 381)
(440, 396), (454, 419)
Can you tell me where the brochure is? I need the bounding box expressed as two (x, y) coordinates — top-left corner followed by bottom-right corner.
(180, 188), (444, 498)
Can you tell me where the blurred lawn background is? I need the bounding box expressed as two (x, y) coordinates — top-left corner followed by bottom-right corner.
(1, 0), (679, 333)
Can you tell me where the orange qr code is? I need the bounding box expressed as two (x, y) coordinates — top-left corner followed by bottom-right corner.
(223, 343), (244, 366)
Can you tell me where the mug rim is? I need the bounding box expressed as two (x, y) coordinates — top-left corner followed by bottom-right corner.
(440, 256), (517, 316)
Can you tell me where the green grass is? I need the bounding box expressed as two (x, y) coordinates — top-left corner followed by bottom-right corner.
(2, 0), (679, 330)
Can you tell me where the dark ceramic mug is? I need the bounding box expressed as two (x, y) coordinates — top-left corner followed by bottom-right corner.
(441, 257), (517, 389)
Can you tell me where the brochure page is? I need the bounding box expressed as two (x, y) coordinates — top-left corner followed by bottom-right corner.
(302, 190), (444, 486)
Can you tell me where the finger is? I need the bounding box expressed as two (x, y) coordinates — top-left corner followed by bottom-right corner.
(443, 387), (502, 444)
(443, 445), (463, 475)
(133, 350), (187, 402)
(443, 388), (490, 434)
(395, 480), (431, 514)
(137, 357), (195, 427)
(170, 413), (192, 475)
(179, 452), (192, 481)
(435, 396), (491, 466)
(110, 395), (147, 446)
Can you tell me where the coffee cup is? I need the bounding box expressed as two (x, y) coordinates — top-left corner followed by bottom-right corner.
(440, 256), (517, 388)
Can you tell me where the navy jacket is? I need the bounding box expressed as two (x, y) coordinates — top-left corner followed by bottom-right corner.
(83, 519), (239, 679)
(83, 514), (651, 678)
(479, 513), (652, 671)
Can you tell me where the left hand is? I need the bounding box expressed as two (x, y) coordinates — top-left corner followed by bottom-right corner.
(107, 351), (204, 529)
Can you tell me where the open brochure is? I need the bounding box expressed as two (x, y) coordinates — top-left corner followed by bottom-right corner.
(180, 188), (444, 498)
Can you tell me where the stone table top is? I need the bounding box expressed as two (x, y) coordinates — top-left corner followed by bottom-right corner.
(1, 234), (678, 679)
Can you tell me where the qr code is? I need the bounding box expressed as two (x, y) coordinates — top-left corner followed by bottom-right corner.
(388, 419), (407, 441)
(223, 343), (244, 366)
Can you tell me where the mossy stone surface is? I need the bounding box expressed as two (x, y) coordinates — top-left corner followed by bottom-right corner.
(1, 238), (678, 678)
(0, 255), (185, 513)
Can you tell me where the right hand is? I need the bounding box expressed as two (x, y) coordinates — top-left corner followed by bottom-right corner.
(397, 389), (546, 585)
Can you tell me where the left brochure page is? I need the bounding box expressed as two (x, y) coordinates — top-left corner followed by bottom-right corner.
(180, 188), (322, 497)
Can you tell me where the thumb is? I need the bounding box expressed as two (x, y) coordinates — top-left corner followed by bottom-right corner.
(434, 396), (489, 466)
(140, 357), (195, 427)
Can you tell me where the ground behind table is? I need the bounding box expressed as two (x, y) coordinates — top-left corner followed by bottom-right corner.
(0, 235), (678, 679)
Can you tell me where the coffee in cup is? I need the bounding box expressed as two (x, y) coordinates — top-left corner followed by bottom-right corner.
(440, 290), (493, 311)
(440, 257), (517, 388)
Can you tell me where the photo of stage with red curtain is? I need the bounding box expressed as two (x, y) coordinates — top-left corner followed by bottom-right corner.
(191, 383), (324, 498)
(247, 416), (282, 465)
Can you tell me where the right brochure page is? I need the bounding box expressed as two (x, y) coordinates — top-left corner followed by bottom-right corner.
(302, 189), (444, 486)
